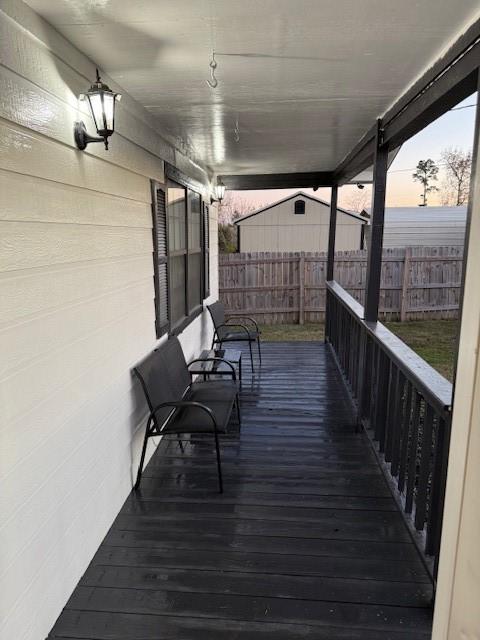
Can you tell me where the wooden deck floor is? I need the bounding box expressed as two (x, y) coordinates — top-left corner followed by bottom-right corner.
(49, 342), (433, 639)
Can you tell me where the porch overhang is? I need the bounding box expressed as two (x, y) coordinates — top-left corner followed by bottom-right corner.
(25, 0), (480, 186)
(219, 16), (480, 190)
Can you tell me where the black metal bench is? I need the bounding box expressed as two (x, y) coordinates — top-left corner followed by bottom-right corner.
(133, 336), (240, 492)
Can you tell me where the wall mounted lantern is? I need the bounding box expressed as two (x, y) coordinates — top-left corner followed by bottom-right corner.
(211, 179), (226, 204)
(75, 69), (121, 151)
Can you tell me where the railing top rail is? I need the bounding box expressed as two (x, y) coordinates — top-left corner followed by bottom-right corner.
(327, 280), (453, 414)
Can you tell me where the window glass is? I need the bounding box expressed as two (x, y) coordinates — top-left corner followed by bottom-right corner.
(170, 255), (186, 324)
(188, 190), (201, 250)
(294, 199), (306, 214)
(168, 185), (186, 251)
(188, 252), (202, 310)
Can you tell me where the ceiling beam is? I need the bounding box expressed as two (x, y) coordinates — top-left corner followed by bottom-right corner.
(218, 172), (334, 191)
(383, 48), (479, 149)
(334, 18), (480, 183)
(333, 123), (377, 185)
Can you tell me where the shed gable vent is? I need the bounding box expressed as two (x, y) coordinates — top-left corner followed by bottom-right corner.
(294, 199), (305, 215)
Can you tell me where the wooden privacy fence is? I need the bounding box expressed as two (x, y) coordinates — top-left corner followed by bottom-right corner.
(219, 246), (464, 324)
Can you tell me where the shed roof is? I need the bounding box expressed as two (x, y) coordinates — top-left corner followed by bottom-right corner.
(234, 192), (366, 225)
(383, 206), (467, 224)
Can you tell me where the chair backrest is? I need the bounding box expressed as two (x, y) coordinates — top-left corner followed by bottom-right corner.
(134, 337), (190, 427)
(207, 301), (226, 330)
(156, 335), (191, 395)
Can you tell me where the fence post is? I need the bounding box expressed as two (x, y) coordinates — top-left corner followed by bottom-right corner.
(299, 254), (305, 325)
(400, 247), (412, 321)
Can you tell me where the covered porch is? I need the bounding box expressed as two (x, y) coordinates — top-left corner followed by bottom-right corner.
(2, 1), (480, 638)
(49, 342), (433, 639)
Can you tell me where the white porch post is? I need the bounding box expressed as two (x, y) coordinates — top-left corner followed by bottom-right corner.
(432, 80), (480, 638)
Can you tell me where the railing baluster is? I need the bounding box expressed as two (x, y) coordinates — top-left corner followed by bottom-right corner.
(405, 392), (422, 514)
(397, 381), (413, 493)
(384, 365), (399, 461)
(415, 403), (435, 531)
(427, 415), (452, 562)
(374, 351), (389, 443)
(391, 371), (406, 477)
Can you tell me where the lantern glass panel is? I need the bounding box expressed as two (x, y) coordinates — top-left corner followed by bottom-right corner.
(216, 183), (226, 201)
(87, 92), (105, 133)
(102, 92), (115, 131)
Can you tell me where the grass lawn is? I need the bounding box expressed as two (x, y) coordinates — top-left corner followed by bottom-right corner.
(258, 319), (458, 381)
(384, 320), (458, 382)
(259, 323), (324, 342)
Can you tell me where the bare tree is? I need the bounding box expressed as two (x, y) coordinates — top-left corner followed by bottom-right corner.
(218, 191), (262, 224)
(412, 158), (439, 206)
(344, 187), (371, 213)
(440, 147), (472, 206)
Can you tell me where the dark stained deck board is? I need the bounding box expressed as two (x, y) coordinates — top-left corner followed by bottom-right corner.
(49, 342), (433, 639)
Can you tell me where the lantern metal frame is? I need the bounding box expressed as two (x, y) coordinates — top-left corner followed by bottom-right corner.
(75, 69), (121, 151)
(211, 179), (226, 204)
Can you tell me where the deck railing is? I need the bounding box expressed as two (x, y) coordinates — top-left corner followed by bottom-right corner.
(326, 281), (453, 577)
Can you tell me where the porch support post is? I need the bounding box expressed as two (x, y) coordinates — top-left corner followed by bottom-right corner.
(326, 184), (338, 281)
(364, 120), (388, 322)
(325, 184), (338, 342)
(432, 72), (480, 638)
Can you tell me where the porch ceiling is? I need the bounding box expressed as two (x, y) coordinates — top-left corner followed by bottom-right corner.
(27, 0), (480, 178)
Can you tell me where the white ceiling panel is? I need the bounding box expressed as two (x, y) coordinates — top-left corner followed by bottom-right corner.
(26, 0), (480, 176)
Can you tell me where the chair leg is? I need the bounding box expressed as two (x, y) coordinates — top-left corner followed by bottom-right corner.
(236, 395), (242, 426)
(177, 435), (185, 453)
(248, 340), (254, 373)
(257, 336), (262, 365)
(213, 430), (223, 493)
(134, 419), (151, 490)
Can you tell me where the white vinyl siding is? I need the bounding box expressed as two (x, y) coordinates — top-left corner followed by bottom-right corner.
(381, 207), (467, 248)
(0, 3), (216, 640)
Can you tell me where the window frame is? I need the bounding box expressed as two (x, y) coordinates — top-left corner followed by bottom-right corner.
(294, 199), (306, 214)
(151, 164), (209, 337)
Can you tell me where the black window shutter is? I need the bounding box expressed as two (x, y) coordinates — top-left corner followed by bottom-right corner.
(202, 202), (210, 299)
(151, 181), (170, 337)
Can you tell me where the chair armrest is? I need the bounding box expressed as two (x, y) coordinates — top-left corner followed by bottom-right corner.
(150, 400), (219, 432)
(215, 322), (251, 339)
(187, 358), (236, 380)
(226, 316), (259, 332)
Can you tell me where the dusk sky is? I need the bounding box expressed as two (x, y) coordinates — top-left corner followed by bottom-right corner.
(233, 96), (477, 212)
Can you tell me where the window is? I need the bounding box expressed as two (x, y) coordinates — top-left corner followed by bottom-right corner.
(294, 199), (306, 214)
(151, 167), (209, 337)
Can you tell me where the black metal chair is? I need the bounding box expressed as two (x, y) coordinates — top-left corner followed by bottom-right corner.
(133, 336), (241, 492)
(207, 301), (262, 372)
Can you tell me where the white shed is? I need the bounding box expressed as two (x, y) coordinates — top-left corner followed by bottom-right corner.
(234, 192), (366, 253)
(380, 206), (467, 248)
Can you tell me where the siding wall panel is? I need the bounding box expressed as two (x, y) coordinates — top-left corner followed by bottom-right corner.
(0, 3), (216, 639)
(0, 169), (151, 227)
(0, 255), (153, 326)
(0, 120), (150, 201)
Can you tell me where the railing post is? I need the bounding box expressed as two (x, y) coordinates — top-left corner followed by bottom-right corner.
(364, 120), (388, 323)
(326, 184), (338, 281)
(325, 184), (338, 342)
